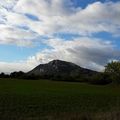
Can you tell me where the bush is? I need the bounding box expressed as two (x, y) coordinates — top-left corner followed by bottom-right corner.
(89, 73), (112, 85)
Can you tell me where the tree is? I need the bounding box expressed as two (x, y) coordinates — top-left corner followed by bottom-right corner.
(105, 61), (120, 83)
(0, 72), (9, 78)
(90, 73), (112, 85)
(10, 71), (25, 78)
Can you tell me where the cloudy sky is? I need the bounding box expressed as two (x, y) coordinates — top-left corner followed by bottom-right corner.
(0, 0), (120, 73)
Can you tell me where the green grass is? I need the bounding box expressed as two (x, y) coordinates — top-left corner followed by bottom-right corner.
(0, 79), (120, 120)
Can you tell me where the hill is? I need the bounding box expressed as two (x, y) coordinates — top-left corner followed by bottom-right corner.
(27, 60), (97, 80)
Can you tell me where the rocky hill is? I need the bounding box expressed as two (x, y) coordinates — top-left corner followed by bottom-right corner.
(27, 60), (97, 80)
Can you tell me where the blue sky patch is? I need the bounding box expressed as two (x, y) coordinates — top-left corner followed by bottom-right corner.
(25, 13), (40, 21)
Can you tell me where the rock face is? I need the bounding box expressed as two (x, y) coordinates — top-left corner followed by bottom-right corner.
(28, 60), (97, 78)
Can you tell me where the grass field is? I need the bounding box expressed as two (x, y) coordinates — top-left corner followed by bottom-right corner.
(0, 79), (120, 120)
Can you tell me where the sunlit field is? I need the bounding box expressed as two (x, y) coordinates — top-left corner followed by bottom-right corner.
(0, 79), (120, 120)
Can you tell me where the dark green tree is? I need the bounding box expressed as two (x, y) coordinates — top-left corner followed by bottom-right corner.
(105, 61), (120, 83)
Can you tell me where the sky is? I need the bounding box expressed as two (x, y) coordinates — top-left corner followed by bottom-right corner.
(0, 0), (120, 73)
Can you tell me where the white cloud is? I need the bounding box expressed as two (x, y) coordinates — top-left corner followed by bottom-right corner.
(0, 1), (38, 46)
(0, 61), (34, 73)
(13, 0), (120, 36)
(0, 24), (37, 46)
(25, 37), (120, 71)
(0, 0), (18, 9)
(0, 0), (120, 46)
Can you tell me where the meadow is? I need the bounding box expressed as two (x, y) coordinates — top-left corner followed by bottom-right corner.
(0, 79), (120, 120)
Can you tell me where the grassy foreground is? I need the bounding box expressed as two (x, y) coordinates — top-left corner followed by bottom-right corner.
(0, 79), (120, 120)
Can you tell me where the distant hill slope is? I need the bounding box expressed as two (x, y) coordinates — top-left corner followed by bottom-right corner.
(27, 60), (97, 79)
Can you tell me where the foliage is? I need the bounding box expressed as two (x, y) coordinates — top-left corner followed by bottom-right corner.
(105, 61), (120, 83)
(10, 71), (25, 78)
(0, 72), (9, 78)
(89, 73), (112, 85)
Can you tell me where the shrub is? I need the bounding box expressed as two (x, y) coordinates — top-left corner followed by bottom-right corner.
(89, 73), (112, 85)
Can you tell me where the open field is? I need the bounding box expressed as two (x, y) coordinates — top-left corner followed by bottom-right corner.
(0, 79), (120, 120)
